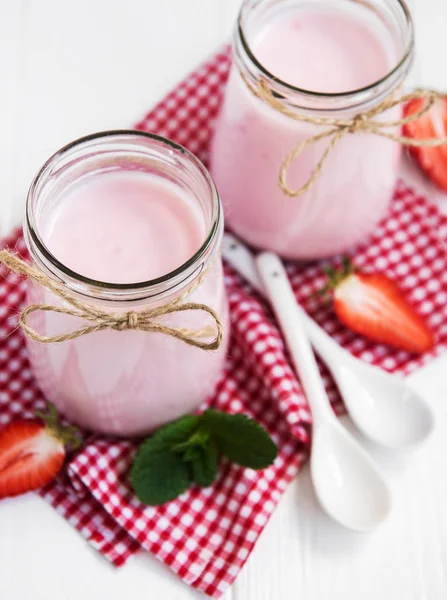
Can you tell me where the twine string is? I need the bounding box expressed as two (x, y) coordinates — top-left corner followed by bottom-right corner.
(243, 75), (447, 197)
(0, 249), (223, 350)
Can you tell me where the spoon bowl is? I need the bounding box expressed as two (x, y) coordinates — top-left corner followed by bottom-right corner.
(312, 420), (392, 531)
(334, 360), (434, 450)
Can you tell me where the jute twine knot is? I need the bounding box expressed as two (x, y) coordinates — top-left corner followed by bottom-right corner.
(349, 113), (369, 134)
(244, 75), (447, 197)
(124, 311), (139, 330)
(0, 249), (223, 351)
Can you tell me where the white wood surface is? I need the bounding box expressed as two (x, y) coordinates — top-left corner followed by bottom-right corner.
(1, 1), (447, 599)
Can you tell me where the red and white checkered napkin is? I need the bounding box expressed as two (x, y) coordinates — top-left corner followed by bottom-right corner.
(1, 47), (447, 598)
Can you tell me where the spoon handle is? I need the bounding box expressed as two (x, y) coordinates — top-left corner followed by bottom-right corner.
(256, 252), (335, 424)
(222, 233), (265, 294)
(222, 234), (351, 367)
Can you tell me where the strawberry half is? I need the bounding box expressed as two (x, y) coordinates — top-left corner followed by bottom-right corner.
(403, 95), (447, 191)
(324, 259), (434, 354)
(0, 404), (81, 499)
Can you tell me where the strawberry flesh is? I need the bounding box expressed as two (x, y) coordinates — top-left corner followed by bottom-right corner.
(403, 96), (447, 191)
(0, 421), (65, 499)
(333, 272), (434, 354)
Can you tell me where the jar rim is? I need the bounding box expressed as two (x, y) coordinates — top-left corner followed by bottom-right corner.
(25, 130), (222, 303)
(236, 0), (414, 104)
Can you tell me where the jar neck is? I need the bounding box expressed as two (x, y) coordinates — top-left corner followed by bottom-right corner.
(24, 131), (223, 306)
(234, 0), (415, 114)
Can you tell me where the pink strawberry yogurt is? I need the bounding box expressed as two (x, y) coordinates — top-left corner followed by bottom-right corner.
(24, 132), (228, 436)
(211, 0), (414, 258)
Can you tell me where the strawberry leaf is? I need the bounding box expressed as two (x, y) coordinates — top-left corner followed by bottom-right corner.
(322, 257), (354, 291)
(35, 403), (82, 449)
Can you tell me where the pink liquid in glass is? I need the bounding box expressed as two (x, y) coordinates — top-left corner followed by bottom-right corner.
(211, 2), (403, 258)
(45, 172), (206, 282)
(27, 170), (228, 435)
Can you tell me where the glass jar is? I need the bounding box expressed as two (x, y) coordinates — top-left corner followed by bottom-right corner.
(24, 131), (229, 436)
(211, 0), (414, 259)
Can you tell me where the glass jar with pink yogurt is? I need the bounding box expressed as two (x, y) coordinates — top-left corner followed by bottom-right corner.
(24, 131), (229, 436)
(211, 0), (414, 259)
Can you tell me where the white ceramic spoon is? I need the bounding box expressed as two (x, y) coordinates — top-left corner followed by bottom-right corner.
(257, 252), (392, 531)
(222, 233), (434, 450)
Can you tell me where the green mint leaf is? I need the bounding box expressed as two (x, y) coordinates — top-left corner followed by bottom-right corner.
(202, 409), (278, 469)
(143, 414), (200, 454)
(189, 441), (219, 488)
(131, 449), (191, 506)
(183, 446), (201, 463)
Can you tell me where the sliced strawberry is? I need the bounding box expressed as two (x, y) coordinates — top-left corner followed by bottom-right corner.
(403, 95), (447, 191)
(0, 405), (81, 499)
(325, 260), (434, 354)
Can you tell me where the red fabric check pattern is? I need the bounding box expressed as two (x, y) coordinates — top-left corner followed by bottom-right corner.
(1, 47), (447, 598)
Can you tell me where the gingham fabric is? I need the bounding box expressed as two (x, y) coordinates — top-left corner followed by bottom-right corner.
(1, 46), (447, 598)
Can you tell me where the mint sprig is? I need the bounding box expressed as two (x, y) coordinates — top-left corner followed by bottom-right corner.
(130, 410), (278, 506)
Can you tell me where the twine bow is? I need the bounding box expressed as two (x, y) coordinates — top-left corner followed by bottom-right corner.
(244, 76), (447, 197)
(0, 250), (223, 350)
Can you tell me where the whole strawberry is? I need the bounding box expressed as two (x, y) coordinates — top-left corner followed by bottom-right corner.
(323, 258), (434, 354)
(0, 404), (81, 499)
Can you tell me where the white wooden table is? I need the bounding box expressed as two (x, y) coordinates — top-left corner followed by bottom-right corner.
(1, 1), (447, 599)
